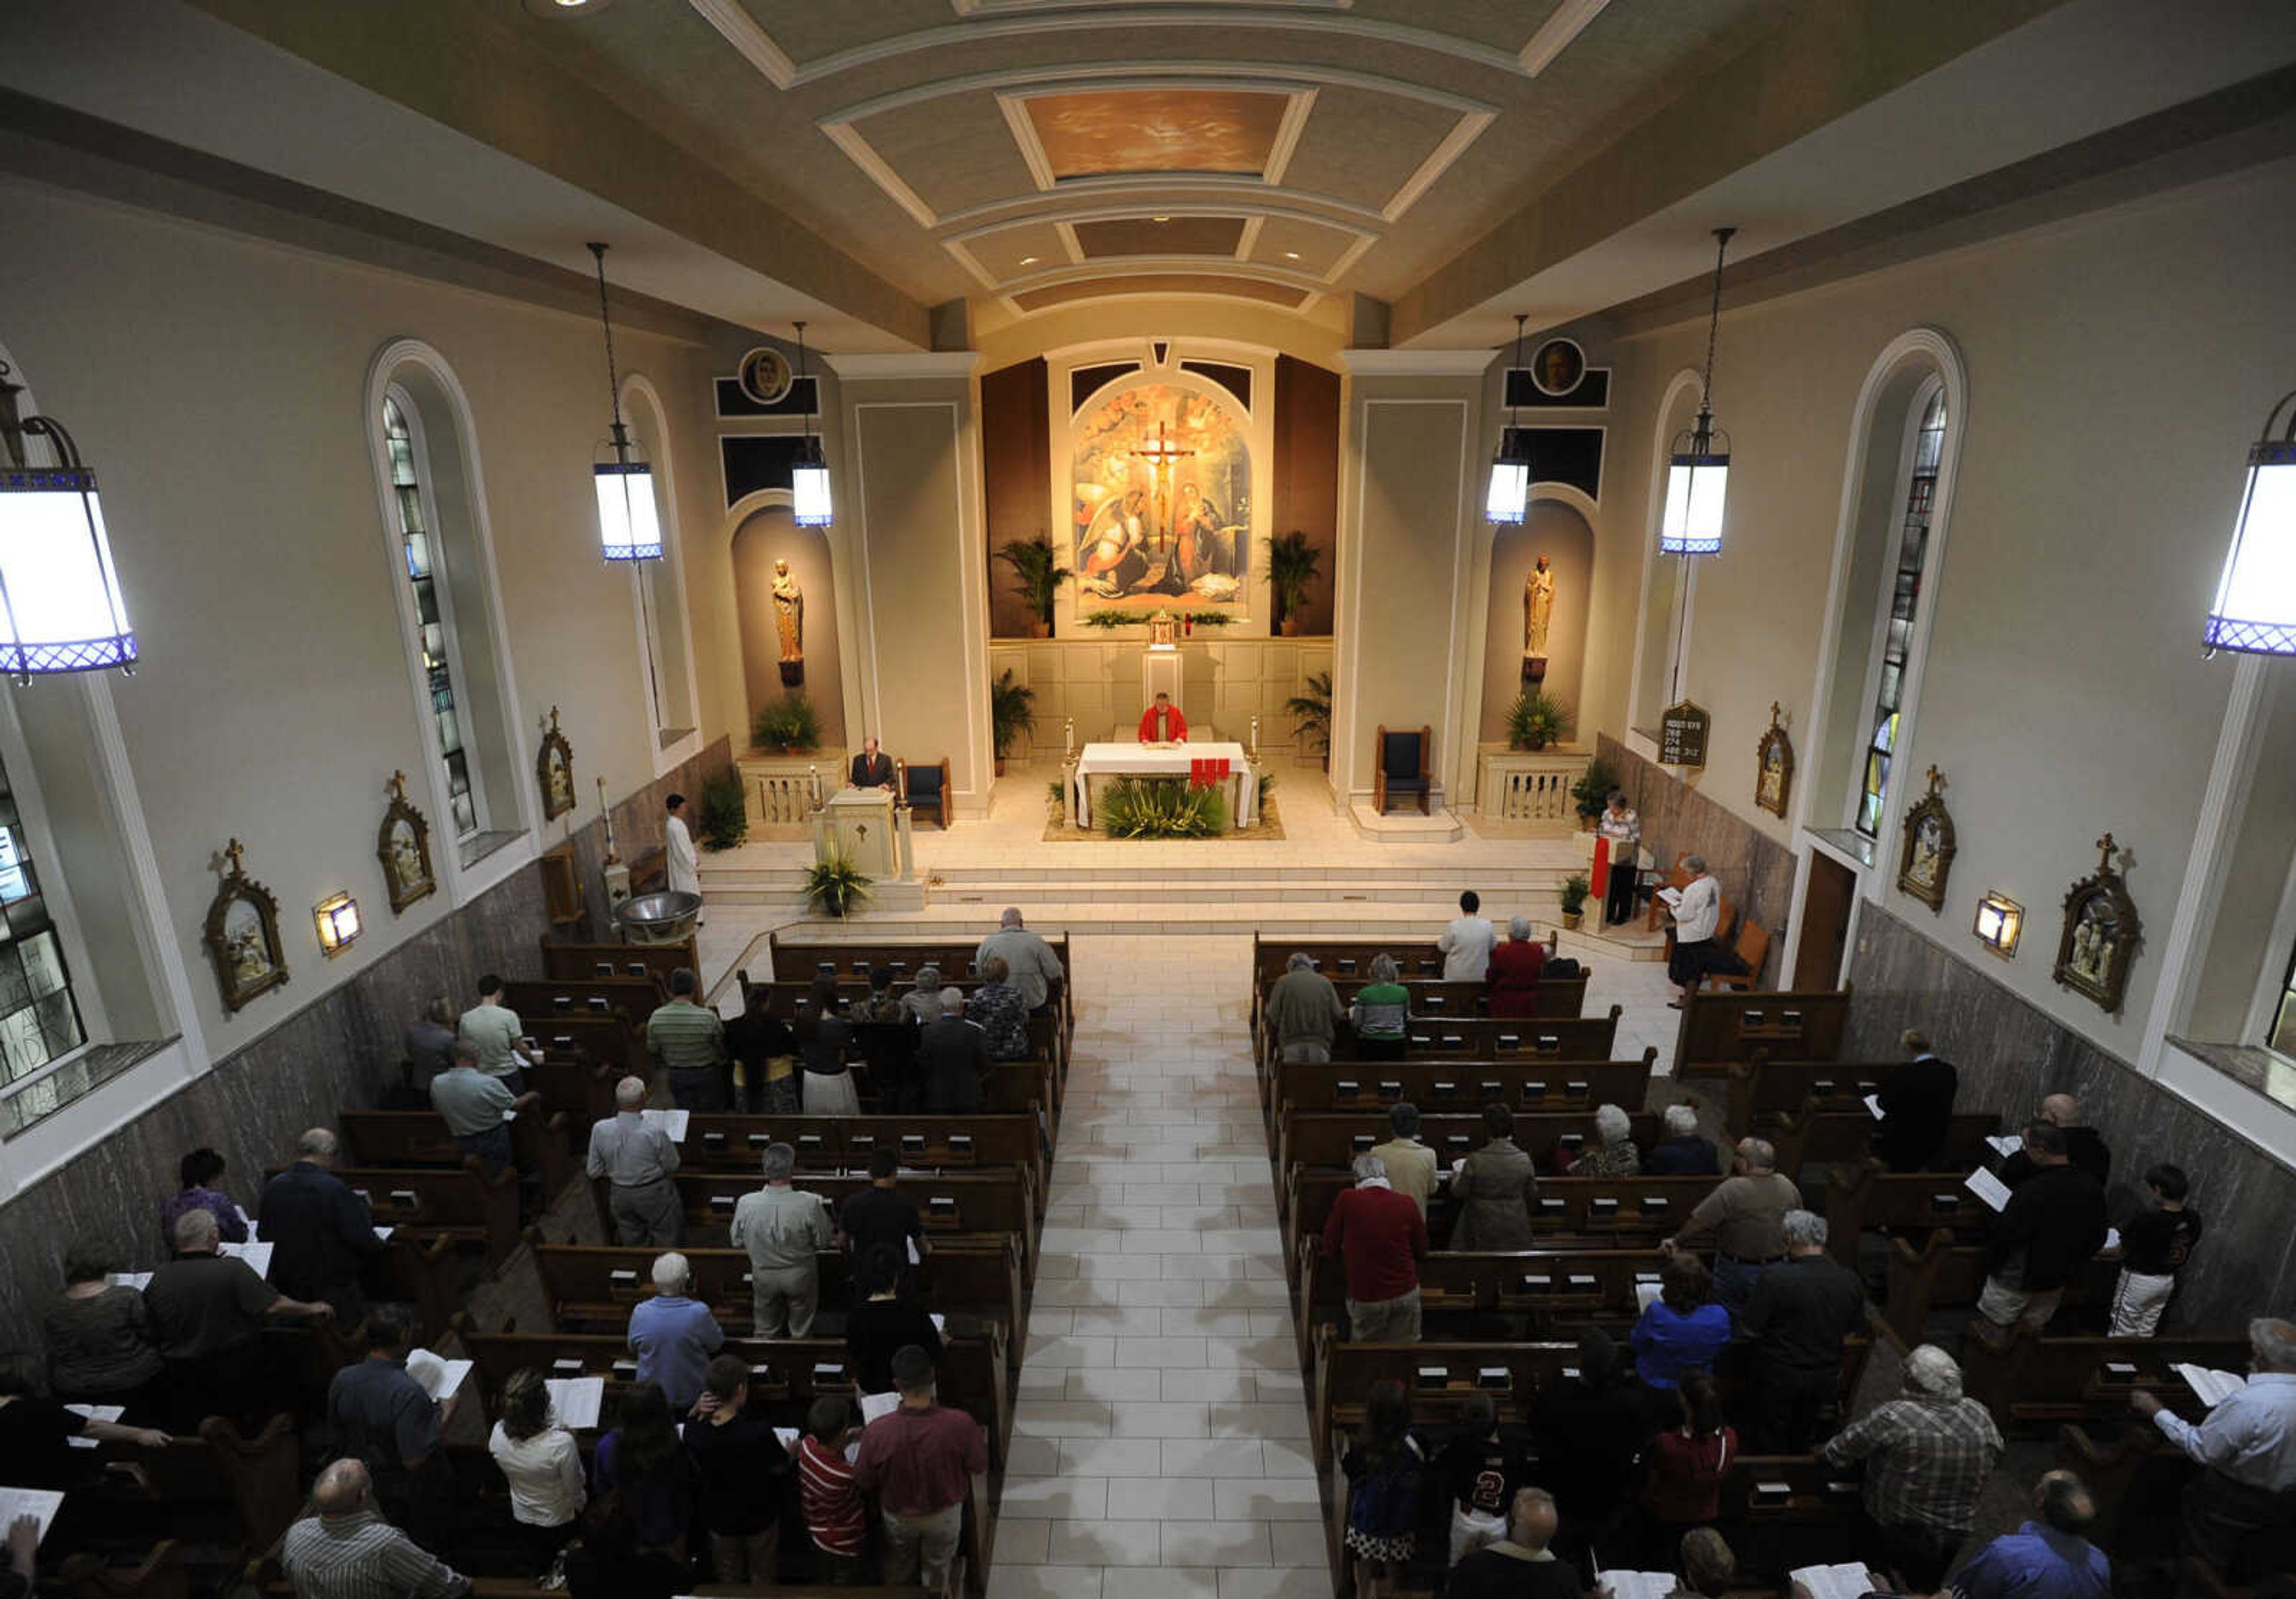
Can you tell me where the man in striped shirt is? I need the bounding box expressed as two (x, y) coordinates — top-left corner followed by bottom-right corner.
(646, 966), (729, 1112)
(282, 1458), (469, 1598)
(798, 1395), (867, 1580)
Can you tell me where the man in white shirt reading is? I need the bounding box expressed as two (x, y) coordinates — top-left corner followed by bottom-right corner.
(1440, 890), (1497, 981)
(1666, 855), (1724, 1008)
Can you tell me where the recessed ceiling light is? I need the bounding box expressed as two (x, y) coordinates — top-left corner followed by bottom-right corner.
(1152, 215), (1171, 222)
(1284, 251), (1300, 260)
(1019, 255), (1039, 266)
(524, 0), (612, 16)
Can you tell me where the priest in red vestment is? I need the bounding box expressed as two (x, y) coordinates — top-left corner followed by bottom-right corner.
(1137, 692), (1189, 744)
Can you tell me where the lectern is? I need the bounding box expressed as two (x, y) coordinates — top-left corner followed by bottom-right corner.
(813, 789), (897, 878)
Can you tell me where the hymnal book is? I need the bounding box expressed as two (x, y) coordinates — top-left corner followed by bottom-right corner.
(2103, 1228), (2121, 1255)
(1656, 886), (1684, 908)
(930, 1313), (947, 1333)
(373, 1227), (393, 1241)
(545, 1377), (604, 1430)
(1791, 1564), (1879, 1599)
(404, 1348), (472, 1403)
(219, 1240), (274, 1277)
(858, 1391), (901, 1424)
(1635, 1281), (1663, 1313)
(1601, 1571), (1679, 1599)
(906, 1237), (922, 1266)
(1986, 1133), (2025, 1157)
(105, 1272), (153, 1291)
(1863, 1094), (1885, 1121)
(65, 1403), (123, 1448)
(1964, 1167), (2013, 1212)
(641, 1108), (689, 1142)
(0, 1488), (66, 1546)
(2175, 1365), (2246, 1408)
(774, 1426), (801, 1451)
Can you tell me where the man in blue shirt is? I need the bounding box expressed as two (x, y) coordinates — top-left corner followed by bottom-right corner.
(2133, 1316), (2296, 1579)
(1950, 1470), (2108, 1599)
(627, 1252), (724, 1411)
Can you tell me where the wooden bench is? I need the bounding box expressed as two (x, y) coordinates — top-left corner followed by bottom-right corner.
(1286, 1008), (1625, 1067)
(1250, 937), (1444, 985)
(1880, 1229), (2118, 1348)
(1284, 1170), (1726, 1276)
(500, 975), (664, 1030)
(639, 1170), (1039, 1281)
(765, 934), (1074, 1040)
(1723, 1054), (1906, 1135)
(340, 1106), (574, 1198)
(522, 1015), (645, 1077)
(1293, 1246), (1666, 1368)
(1819, 1159), (1993, 1269)
(524, 1048), (619, 1129)
(262, 1162), (520, 1268)
(1675, 987), (1852, 1078)
(529, 1238), (1026, 1365)
(677, 1112), (1048, 1197)
(1275, 1109), (1660, 1198)
(1263, 1056), (1657, 1135)
(1960, 1329), (2254, 1430)
(1271, 972), (1591, 1024)
(1770, 1104), (1999, 1182)
(540, 935), (700, 988)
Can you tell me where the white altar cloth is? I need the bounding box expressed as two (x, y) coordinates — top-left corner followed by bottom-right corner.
(1073, 740), (1257, 831)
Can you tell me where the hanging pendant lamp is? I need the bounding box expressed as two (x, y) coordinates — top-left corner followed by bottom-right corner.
(1486, 313), (1531, 525)
(790, 322), (833, 528)
(587, 243), (661, 562)
(1660, 227), (1737, 556)
(0, 362), (138, 682)
(2203, 387), (2296, 655)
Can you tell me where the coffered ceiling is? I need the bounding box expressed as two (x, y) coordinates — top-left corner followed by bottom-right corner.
(2, 0), (2292, 352)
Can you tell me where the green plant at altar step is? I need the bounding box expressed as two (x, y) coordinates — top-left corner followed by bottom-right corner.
(990, 669), (1037, 760)
(1559, 873), (1590, 917)
(754, 694), (822, 754)
(995, 535), (1072, 627)
(1264, 530), (1323, 628)
(696, 768), (749, 852)
(1504, 689), (1573, 752)
(1286, 670), (1332, 755)
(1082, 610), (1137, 630)
(1096, 775), (1226, 839)
(1571, 755), (1619, 825)
(804, 853), (872, 918)
(1182, 611), (1234, 627)
(1257, 771), (1277, 808)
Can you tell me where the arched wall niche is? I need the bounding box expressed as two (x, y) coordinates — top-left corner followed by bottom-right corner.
(1479, 498), (1595, 743)
(729, 498), (846, 750)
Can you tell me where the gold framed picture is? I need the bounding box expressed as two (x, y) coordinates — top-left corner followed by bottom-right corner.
(537, 706), (576, 822)
(1752, 701), (1794, 819)
(376, 770), (437, 914)
(203, 838), (288, 1013)
(2053, 832), (2140, 1012)
(1896, 765), (1956, 913)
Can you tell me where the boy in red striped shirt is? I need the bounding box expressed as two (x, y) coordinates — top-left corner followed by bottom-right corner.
(798, 1395), (868, 1580)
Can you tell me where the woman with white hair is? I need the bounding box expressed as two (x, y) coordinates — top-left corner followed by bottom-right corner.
(1486, 916), (1547, 1019)
(1349, 954), (1410, 1061)
(1645, 1103), (1721, 1175)
(1568, 1103), (1641, 1177)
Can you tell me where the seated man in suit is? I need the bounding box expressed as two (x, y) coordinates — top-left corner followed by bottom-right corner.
(849, 737), (895, 790)
(1137, 691), (1188, 744)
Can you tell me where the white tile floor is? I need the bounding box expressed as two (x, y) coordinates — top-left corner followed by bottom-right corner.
(988, 934), (1338, 1599)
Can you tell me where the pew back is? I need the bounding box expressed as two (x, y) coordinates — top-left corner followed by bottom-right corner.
(1675, 988), (1852, 1076)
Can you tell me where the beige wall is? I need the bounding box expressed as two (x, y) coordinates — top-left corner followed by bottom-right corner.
(730, 509), (847, 750)
(0, 181), (723, 1049)
(1585, 156), (2296, 1055)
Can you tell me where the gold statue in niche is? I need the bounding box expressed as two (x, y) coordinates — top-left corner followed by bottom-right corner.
(772, 557), (805, 686)
(1524, 554), (1555, 658)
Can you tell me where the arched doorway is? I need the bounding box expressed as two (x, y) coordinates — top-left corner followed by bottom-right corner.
(1479, 500), (1595, 742)
(731, 504), (845, 749)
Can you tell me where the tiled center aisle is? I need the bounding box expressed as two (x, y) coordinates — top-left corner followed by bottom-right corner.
(990, 933), (1329, 1599)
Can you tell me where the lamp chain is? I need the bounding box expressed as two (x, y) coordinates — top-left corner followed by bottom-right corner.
(588, 243), (626, 441)
(1697, 227), (1735, 431)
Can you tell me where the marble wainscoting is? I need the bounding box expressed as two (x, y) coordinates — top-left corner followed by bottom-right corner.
(1598, 735), (1794, 985)
(1845, 901), (2296, 1331)
(0, 737), (732, 1349)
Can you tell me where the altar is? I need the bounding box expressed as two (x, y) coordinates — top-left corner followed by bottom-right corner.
(1071, 740), (1258, 832)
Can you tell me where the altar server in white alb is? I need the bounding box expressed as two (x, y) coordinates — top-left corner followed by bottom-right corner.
(664, 794), (701, 901)
(1439, 890), (1497, 981)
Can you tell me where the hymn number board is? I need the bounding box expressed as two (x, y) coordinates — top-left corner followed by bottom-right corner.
(1659, 700), (1711, 768)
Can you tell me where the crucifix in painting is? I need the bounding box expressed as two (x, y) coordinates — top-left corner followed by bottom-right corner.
(1074, 382), (1250, 607)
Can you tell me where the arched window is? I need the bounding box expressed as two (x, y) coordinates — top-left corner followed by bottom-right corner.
(621, 379), (699, 766)
(1854, 387), (1948, 837)
(0, 746), (85, 1085)
(382, 392), (482, 838)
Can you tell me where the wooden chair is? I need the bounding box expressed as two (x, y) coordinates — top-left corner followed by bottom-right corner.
(1372, 725), (1430, 814)
(900, 757), (953, 829)
(60, 1540), (188, 1599)
(1704, 916), (1770, 991)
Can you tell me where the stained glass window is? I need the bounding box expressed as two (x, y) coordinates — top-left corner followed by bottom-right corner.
(0, 761), (86, 1087)
(1857, 390), (1947, 839)
(2271, 939), (2296, 1058)
(383, 395), (479, 840)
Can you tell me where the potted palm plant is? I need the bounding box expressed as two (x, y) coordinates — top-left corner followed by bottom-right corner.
(990, 668), (1036, 776)
(804, 853), (871, 917)
(1559, 873), (1590, 931)
(996, 535), (1071, 638)
(1504, 689), (1573, 752)
(1264, 530), (1322, 637)
(1286, 670), (1332, 772)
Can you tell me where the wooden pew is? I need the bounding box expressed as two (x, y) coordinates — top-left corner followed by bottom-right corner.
(340, 1106), (574, 1198)
(1961, 1328), (2255, 1430)
(458, 1328), (1013, 1467)
(1299, 1008), (1624, 1066)
(529, 1238), (1026, 1366)
(673, 1113), (1046, 1204)
(1769, 1105), (1999, 1182)
(1264, 1056), (1657, 1133)
(1294, 1247), (1665, 1368)
(1675, 987), (1852, 1078)
(1284, 1169), (1724, 1275)
(499, 975), (664, 1029)
(262, 1162), (520, 1268)
(522, 1015), (645, 1077)
(765, 934), (1074, 1040)
(1819, 1159), (1992, 1270)
(1250, 937), (1445, 985)
(637, 1170), (1039, 1281)
(1723, 1055), (1904, 1135)
(1276, 1110), (1660, 1194)
(540, 936), (700, 988)
(524, 1048), (619, 1130)
(1294, 973), (1592, 1021)
(735, 982), (1068, 1075)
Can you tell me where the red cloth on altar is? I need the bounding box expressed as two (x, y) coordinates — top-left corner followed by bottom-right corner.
(1137, 704), (1189, 743)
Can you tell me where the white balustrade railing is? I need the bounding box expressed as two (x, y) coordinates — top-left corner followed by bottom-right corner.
(1476, 749), (1587, 826)
(754, 772), (816, 825)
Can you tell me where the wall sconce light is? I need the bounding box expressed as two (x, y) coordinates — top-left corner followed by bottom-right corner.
(315, 890), (362, 957)
(1660, 227), (1737, 556)
(1973, 890), (2023, 957)
(585, 244), (662, 562)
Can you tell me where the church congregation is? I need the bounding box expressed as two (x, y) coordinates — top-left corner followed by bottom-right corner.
(1, 3), (2295, 1599)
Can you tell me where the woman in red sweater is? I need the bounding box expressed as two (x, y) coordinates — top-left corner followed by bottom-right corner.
(1485, 917), (1547, 1018)
(1639, 1369), (1734, 1563)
